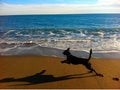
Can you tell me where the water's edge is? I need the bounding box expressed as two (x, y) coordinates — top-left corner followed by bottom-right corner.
(1, 45), (120, 59)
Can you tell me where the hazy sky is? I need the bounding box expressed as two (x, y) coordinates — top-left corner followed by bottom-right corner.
(0, 0), (120, 15)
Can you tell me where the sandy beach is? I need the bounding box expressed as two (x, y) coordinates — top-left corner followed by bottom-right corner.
(0, 56), (120, 89)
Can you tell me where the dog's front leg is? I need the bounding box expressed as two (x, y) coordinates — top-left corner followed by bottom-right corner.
(61, 60), (70, 64)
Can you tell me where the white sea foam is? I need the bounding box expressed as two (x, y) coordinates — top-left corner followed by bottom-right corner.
(1, 28), (120, 59)
(1, 44), (120, 59)
(3, 30), (15, 36)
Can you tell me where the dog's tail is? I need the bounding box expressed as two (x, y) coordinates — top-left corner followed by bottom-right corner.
(88, 49), (92, 61)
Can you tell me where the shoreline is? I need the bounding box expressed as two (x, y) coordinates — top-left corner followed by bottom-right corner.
(0, 55), (120, 89)
(1, 45), (120, 59)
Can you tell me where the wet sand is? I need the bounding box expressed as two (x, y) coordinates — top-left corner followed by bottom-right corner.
(0, 56), (120, 89)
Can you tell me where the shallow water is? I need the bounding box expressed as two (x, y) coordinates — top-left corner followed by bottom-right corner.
(0, 14), (120, 58)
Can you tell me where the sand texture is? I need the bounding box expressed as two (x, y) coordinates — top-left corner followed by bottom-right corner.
(0, 56), (120, 89)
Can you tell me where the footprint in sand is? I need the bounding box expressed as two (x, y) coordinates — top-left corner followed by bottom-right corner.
(112, 77), (119, 81)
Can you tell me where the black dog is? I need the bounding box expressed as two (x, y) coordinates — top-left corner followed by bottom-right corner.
(61, 48), (103, 76)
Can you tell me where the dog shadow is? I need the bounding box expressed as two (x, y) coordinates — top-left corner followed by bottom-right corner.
(0, 70), (98, 86)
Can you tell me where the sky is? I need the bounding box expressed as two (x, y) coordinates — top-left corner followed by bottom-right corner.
(0, 0), (120, 15)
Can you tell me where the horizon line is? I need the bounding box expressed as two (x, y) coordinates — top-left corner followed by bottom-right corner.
(0, 13), (120, 16)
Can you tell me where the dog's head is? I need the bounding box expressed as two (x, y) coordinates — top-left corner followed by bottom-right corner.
(63, 48), (71, 56)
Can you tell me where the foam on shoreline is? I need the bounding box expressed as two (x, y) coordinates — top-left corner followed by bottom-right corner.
(1, 44), (120, 59)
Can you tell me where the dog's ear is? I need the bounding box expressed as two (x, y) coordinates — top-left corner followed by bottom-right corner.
(67, 48), (70, 51)
(63, 48), (71, 55)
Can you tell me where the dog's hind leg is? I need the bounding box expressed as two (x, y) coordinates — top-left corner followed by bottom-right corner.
(84, 63), (103, 77)
(86, 64), (95, 73)
(84, 63), (98, 74)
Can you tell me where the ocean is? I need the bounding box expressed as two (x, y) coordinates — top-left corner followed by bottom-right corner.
(0, 14), (120, 58)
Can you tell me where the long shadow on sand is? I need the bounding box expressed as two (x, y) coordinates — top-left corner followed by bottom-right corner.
(0, 70), (98, 86)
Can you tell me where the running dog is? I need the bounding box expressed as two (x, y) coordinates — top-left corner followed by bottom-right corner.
(61, 48), (103, 76)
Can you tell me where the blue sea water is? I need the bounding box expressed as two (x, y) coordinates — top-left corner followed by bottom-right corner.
(0, 14), (120, 30)
(0, 14), (120, 57)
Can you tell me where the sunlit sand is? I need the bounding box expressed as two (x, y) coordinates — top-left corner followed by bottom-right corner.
(0, 56), (120, 89)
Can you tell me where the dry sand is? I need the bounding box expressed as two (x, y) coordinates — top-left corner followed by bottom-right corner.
(0, 56), (120, 89)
